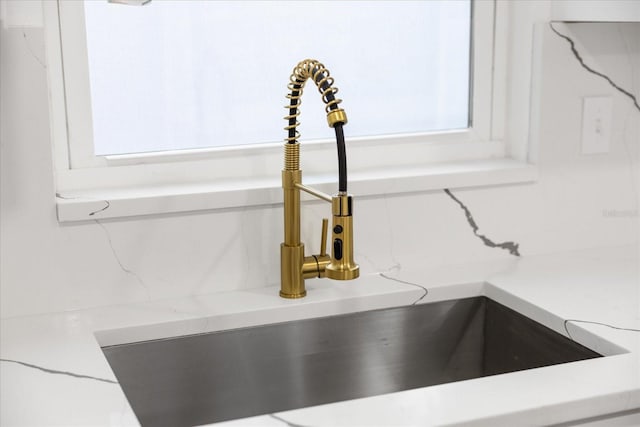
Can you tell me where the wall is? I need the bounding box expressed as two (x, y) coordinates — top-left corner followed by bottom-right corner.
(1, 7), (638, 318)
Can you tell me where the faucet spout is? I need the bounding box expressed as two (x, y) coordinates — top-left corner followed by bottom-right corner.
(279, 59), (359, 299)
(285, 59), (349, 192)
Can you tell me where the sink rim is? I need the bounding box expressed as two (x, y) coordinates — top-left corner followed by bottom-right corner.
(101, 295), (607, 427)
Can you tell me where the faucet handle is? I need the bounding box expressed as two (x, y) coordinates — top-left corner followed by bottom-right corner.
(320, 218), (329, 257)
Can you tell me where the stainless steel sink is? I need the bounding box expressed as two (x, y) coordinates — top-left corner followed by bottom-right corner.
(102, 297), (601, 427)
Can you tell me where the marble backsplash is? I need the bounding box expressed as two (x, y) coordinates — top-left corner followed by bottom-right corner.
(1, 21), (638, 318)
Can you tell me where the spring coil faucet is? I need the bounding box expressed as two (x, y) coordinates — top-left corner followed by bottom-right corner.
(280, 59), (359, 298)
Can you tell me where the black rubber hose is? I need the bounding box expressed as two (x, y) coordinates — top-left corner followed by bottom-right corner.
(334, 123), (348, 193)
(312, 68), (347, 192)
(287, 68), (347, 192)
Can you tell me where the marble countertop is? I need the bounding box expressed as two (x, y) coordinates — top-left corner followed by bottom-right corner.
(1, 245), (639, 426)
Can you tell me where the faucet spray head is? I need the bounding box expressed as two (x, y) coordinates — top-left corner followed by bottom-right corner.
(325, 194), (359, 280)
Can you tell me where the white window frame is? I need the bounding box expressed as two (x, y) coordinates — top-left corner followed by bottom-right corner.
(44, 0), (541, 222)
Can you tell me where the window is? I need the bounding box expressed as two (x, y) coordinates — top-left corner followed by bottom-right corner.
(83, 1), (471, 157)
(45, 1), (538, 221)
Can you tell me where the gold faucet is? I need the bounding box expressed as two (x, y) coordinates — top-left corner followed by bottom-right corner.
(280, 59), (359, 299)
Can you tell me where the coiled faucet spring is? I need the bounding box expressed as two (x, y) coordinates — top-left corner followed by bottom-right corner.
(284, 59), (345, 144)
(283, 59), (349, 193)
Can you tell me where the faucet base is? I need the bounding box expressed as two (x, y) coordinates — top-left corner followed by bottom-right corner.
(280, 243), (307, 298)
(279, 290), (307, 299)
(325, 265), (360, 281)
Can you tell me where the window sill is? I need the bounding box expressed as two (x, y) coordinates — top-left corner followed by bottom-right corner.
(55, 158), (537, 222)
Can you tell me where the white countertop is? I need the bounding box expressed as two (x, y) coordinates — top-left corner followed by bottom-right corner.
(1, 245), (639, 426)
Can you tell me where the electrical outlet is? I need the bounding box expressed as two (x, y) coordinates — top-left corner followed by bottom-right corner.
(581, 96), (613, 154)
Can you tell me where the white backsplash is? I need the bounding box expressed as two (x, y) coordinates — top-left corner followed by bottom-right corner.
(1, 22), (638, 318)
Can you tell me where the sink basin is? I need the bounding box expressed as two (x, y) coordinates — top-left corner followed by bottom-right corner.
(102, 297), (601, 426)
